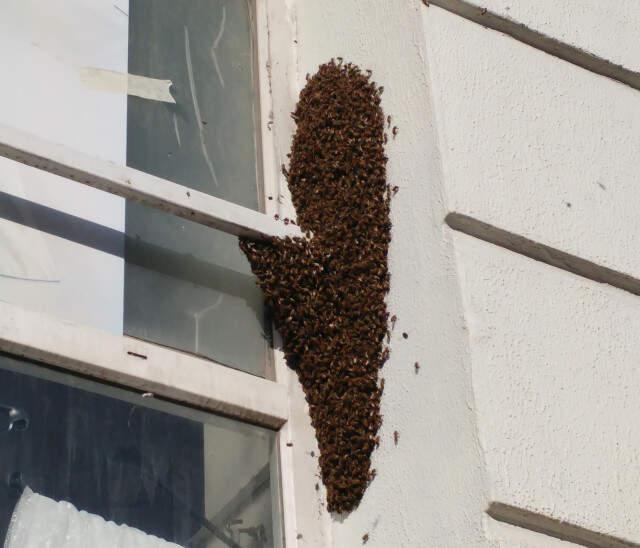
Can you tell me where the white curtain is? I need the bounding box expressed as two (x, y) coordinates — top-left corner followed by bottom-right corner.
(4, 487), (184, 548)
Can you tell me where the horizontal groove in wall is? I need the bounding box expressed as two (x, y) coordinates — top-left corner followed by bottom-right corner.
(488, 502), (640, 548)
(425, 0), (640, 92)
(445, 212), (640, 297)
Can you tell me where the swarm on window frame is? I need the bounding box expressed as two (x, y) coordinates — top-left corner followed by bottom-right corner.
(240, 59), (391, 514)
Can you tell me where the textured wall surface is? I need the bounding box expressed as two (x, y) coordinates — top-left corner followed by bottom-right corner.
(289, 1), (490, 546)
(455, 231), (640, 542)
(424, 6), (640, 280)
(485, 517), (582, 548)
(288, 0), (640, 545)
(470, 0), (640, 72)
(421, 2), (640, 547)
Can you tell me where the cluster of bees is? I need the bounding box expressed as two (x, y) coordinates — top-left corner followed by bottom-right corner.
(241, 59), (391, 513)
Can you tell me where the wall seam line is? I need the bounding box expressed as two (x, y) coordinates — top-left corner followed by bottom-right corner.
(424, 0), (640, 93)
(487, 502), (640, 548)
(446, 212), (640, 298)
(419, 4), (495, 543)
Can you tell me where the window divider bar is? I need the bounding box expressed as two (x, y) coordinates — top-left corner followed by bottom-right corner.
(0, 123), (300, 241)
(0, 301), (288, 429)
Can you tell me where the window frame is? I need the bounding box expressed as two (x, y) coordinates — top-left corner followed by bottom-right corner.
(0, 299), (287, 429)
(0, 123), (299, 242)
(0, 1), (315, 546)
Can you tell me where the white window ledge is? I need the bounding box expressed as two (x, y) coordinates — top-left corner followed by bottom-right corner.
(0, 301), (288, 429)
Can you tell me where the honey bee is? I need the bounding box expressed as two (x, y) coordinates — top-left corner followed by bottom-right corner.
(239, 59), (392, 515)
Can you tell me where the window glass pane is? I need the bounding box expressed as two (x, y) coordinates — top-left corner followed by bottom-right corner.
(0, 354), (283, 548)
(0, 1), (129, 334)
(124, 204), (270, 377)
(125, 0), (269, 376)
(127, 0), (261, 209)
(0, 2), (268, 375)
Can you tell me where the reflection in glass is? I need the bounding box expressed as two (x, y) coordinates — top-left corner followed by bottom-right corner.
(124, 205), (270, 377)
(0, 354), (283, 547)
(125, 0), (269, 376)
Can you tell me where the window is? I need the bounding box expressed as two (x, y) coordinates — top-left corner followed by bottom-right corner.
(0, 354), (281, 547)
(0, 1), (299, 547)
(125, 0), (269, 376)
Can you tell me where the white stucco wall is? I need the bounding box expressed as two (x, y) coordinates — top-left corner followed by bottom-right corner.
(469, 0), (640, 72)
(287, 1), (490, 546)
(422, 1), (640, 547)
(236, 1), (640, 546)
(424, 6), (640, 281)
(455, 231), (640, 542)
(485, 516), (582, 548)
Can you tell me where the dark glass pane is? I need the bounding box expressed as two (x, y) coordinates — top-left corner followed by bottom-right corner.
(0, 354), (282, 547)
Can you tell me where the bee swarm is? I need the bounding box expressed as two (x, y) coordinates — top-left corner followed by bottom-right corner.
(240, 59), (391, 513)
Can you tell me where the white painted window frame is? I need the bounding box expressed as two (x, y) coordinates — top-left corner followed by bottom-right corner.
(0, 300), (288, 429)
(0, 123), (300, 242)
(0, 1), (318, 547)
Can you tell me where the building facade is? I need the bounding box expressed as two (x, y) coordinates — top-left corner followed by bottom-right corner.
(0, 1), (638, 547)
